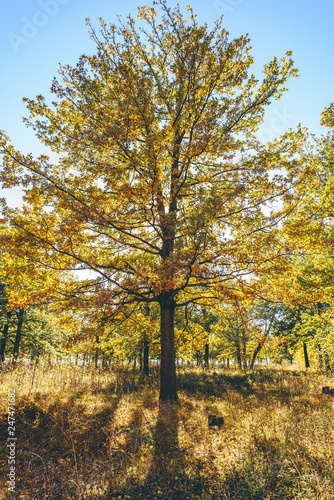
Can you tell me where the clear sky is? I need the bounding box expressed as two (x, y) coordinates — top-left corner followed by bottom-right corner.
(1, 0), (333, 205)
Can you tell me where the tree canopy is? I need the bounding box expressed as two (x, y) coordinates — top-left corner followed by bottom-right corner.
(0, 1), (310, 400)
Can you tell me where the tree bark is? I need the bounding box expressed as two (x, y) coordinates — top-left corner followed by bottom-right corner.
(316, 303), (326, 370)
(303, 342), (310, 369)
(35, 349), (40, 365)
(95, 335), (99, 368)
(317, 343), (323, 370)
(204, 343), (209, 368)
(242, 335), (247, 369)
(13, 308), (24, 361)
(159, 297), (177, 402)
(236, 344), (242, 369)
(0, 311), (12, 363)
(143, 336), (149, 376)
(250, 342), (262, 369)
(324, 352), (331, 372)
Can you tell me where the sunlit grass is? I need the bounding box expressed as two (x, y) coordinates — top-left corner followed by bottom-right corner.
(0, 361), (334, 499)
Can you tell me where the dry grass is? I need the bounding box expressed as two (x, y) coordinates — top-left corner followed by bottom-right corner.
(1, 361), (334, 499)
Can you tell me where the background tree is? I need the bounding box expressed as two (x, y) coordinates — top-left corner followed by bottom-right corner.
(210, 296), (276, 368)
(266, 112), (334, 369)
(174, 304), (208, 364)
(0, 1), (305, 401)
(0, 219), (74, 362)
(0, 284), (11, 363)
(20, 308), (72, 362)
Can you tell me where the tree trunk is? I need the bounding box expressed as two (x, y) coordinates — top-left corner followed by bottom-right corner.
(95, 335), (99, 368)
(303, 342), (310, 369)
(250, 342), (262, 369)
(242, 335), (247, 369)
(236, 344), (242, 369)
(324, 352), (331, 372)
(316, 304), (326, 370)
(317, 343), (323, 370)
(13, 308), (24, 361)
(143, 336), (149, 376)
(159, 297), (177, 402)
(0, 311), (12, 363)
(204, 343), (209, 368)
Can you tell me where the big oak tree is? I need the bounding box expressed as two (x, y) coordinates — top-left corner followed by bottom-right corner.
(0, 1), (308, 401)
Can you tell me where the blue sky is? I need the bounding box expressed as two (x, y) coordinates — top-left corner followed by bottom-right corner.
(1, 0), (333, 205)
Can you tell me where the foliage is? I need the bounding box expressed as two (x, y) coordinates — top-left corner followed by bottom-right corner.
(19, 308), (73, 358)
(0, 221), (72, 311)
(0, 1), (307, 399)
(0, 306), (74, 360)
(210, 297), (277, 367)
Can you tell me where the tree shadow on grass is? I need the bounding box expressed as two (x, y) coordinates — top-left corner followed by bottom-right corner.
(83, 367), (160, 402)
(105, 398), (197, 499)
(176, 369), (313, 404)
(0, 392), (122, 499)
(177, 371), (255, 398)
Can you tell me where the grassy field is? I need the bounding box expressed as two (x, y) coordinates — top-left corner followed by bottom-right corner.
(0, 361), (334, 499)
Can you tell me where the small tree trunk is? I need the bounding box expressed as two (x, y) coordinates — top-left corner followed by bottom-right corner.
(13, 308), (24, 362)
(303, 342), (310, 369)
(316, 304), (326, 370)
(143, 336), (149, 376)
(0, 311), (12, 363)
(324, 352), (331, 372)
(250, 342), (262, 369)
(159, 297), (177, 402)
(236, 344), (242, 369)
(242, 336), (247, 369)
(317, 343), (323, 370)
(204, 343), (209, 369)
(95, 335), (99, 368)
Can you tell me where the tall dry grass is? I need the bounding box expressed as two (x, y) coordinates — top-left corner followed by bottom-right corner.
(0, 361), (333, 499)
